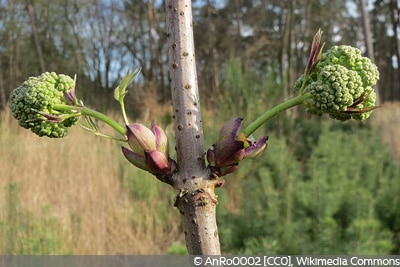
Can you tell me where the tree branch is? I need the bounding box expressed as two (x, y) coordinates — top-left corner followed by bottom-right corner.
(166, 0), (221, 255)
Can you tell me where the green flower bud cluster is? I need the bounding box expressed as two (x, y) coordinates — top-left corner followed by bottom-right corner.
(9, 72), (79, 138)
(295, 45), (379, 121)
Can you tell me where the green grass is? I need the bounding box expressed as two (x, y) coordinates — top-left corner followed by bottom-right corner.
(0, 109), (182, 254)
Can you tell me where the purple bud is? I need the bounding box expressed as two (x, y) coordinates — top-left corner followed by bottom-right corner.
(208, 118), (268, 177)
(306, 29), (324, 74)
(123, 123), (176, 176)
(212, 118), (246, 168)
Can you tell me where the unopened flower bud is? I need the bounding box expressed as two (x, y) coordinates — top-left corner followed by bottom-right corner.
(207, 118), (268, 176)
(122, 123), (177, 176)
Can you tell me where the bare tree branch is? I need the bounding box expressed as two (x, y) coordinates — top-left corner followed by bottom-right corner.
(166, 0), (221, 255)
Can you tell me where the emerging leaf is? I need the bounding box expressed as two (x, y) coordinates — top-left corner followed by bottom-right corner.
(113, 68), (141, 102)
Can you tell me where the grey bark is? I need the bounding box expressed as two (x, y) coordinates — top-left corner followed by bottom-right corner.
(165, 0), (222, 255)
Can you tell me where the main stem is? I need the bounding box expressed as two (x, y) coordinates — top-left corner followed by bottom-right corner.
(166, 0), (221, 255)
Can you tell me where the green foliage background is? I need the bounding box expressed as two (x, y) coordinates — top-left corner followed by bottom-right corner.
(1, 57), (399, 255)
(213, 59), (400, 255)
(217, 122), (398, 254)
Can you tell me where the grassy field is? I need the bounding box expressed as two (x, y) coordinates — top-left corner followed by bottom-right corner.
(0, 102), (399, 254)
(0, 108), (183, 254)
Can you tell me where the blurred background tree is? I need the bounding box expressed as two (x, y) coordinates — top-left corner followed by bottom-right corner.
(0, 0), (399, 110)
(0, 0), (399, 255)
